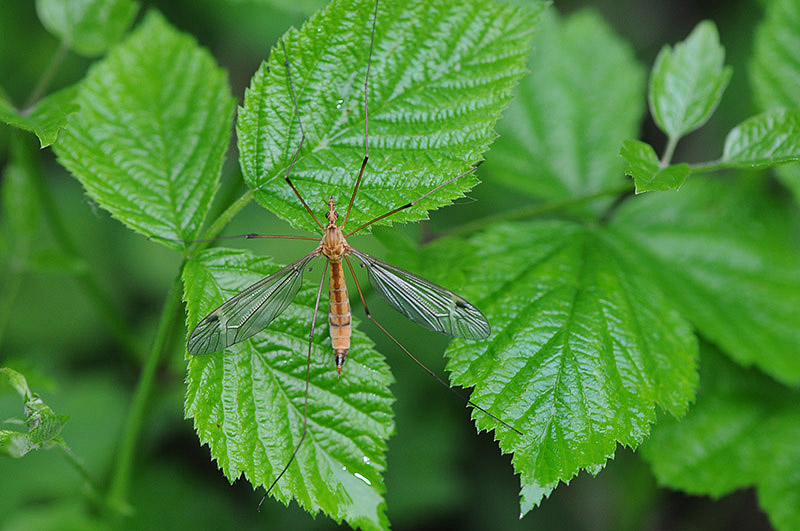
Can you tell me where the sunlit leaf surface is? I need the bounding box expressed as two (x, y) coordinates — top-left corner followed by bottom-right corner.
(54, 11), (235, 248)
(238, 0), (540, 232)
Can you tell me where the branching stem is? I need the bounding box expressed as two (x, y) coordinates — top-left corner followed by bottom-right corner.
(660, 135), (679, 168)
(194, 190), (254, 254)
(24, 40), (70, 110)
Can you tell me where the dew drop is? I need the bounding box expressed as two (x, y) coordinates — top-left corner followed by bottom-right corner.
(336, 98), (344, 109)
(353, 472), (371, 485)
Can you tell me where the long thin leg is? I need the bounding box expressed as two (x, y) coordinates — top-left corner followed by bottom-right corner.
(245, 234), (319, 241)
(344, 256), (522, 436)
(345, 165), (479, 237)
(280, 38), (324, 230)
(258, 260), (329, 511)
(150, 234), (319, 246)
(341, 0), (380, 231)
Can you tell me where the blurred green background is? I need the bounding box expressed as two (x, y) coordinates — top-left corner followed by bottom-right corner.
(0, 0), (774, 529)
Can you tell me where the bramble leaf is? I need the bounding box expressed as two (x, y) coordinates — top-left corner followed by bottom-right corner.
(0, 85), (79, 148)
(610, 177), (800, 384)
(237, 0), (540, 232)
(484, 10), (644, 214)
(721, 109), (800, 168)
(54, 11), (236, 248)
(643, 346), (800, 531)
(649, 21), (731, 139)
(620, 139), (690, 192)
(750, 0), (800, 201)
(35, 0), (138, 56)
(405, 221), (698, 514)
(750, 0), (800, 111)
(0, 368), (69, 458)
(183, 249), (394, 531)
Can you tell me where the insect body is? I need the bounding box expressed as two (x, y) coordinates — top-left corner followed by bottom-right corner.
(187, 194), (492, 373)
(321, 198), (352, 373)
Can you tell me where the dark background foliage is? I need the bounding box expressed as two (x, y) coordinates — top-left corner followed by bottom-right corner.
(0, 0), (776, 529)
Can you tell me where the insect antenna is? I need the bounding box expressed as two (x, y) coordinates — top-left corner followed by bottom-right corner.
(344, 164), (479, 237)
(279, 38), (324, 230)
(151, 234), (318, 246)
(341, 0), (380, 230)
(258, 261), (329, 511)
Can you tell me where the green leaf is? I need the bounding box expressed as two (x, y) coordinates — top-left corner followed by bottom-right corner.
(0, 85), (79, 148)
(721, 109), (800, 168)
(620, 139), (691, 193)
(0, 367), (30, 397)
(35, 0), (138, 56)
(643, 346), (800, 531)
(408, 221), (697, 513)
(237, 0), (539, 233)
(750, 0), (800, 111)
(183, 249), (394, 531)
(0, 367), (69, 459)
(610, 176), (800, 384)
(648, 21), (732, 139)
(760, 421), (800, 531)
(484, 9), (645, 214)
(54, 11), (236, 248)
(749, 0), (800, 201)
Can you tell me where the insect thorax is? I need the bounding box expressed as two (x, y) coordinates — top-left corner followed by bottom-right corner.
(321, 224), (348, 261)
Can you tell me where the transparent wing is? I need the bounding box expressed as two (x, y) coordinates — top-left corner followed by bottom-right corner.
(351, 249), (490, 339)
(188, 253), (318, 356)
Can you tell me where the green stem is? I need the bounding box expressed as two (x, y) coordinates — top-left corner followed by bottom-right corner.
(106, 272), (184, 515)
(57, 442), (102, 501)
(194, 189), (253, 253)
(689, 159), (725, 173)
(441, 182), (634, 239)
(24, 40), (70, 110)
(210, 172), (248, 223)
(660, 135), (679, 168)
(0, 133), (33, 347)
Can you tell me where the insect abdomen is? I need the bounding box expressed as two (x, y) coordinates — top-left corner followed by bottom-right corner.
(328, 260), (351, 373)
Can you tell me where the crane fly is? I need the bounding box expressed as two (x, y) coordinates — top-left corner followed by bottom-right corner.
(186, 0), (520, 508)
(187, 192), (491, 368)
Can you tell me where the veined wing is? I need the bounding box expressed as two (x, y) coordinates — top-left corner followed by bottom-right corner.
(350, 249), (490, 340)
(188, 253), (319, 356)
